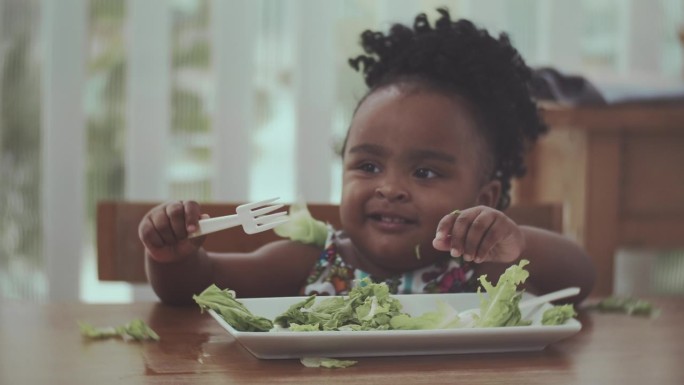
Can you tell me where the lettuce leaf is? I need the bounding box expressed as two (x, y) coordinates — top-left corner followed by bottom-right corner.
(193, 284), (273, 332)
(475, 260), (531, 327)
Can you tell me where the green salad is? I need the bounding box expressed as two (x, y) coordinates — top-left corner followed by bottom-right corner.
(193, 259), (576, 333)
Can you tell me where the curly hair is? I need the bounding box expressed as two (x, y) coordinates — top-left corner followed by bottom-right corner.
(347, 8), (547, 210)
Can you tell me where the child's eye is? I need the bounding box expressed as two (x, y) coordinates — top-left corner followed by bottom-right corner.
(358, 162), (380, 173)
(414, 168), (438, 179)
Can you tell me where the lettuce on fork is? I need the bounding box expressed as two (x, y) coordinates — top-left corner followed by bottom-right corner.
(273, 200), (329, 248)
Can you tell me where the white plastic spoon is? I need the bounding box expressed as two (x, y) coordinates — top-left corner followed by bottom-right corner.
(519, 287), (580, 310)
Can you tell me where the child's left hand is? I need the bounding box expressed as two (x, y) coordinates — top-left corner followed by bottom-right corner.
(432, 206), (525, 264)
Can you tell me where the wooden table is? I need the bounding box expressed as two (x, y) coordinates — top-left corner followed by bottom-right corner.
(2, 298), (683, 384)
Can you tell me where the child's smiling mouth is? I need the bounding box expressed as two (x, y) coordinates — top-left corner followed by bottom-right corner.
(367, 213), (417, 232)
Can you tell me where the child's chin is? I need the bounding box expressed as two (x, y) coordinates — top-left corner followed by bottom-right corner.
(368, 252), (431, 272)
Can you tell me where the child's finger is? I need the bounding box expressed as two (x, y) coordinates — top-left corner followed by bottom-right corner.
(139, 216), (165, 249)
(449, 208), (481, 259)
(182, 200), (202, 233)
(149, 206), (177, 245)
(433, 212), (458, 250)
(462, 210), (496, 262)
(165, 201), (189, 239)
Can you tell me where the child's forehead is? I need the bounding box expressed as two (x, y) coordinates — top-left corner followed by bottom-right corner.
(349, 85), (483, 144)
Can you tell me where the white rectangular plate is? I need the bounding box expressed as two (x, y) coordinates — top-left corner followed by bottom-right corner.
(208, 292), (581, 359)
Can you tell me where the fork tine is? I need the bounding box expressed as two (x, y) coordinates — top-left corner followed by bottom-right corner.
(238, 197), (280, 210)
(254, 218), (291, 232)
(254, 211), (288, 224)
(250, 203), (284, 217)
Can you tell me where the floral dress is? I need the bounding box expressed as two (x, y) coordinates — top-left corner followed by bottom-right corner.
(301, 227), (478, 296)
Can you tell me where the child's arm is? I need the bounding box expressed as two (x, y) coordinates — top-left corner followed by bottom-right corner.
(139, 201), (320, 305)
(432, 206), (596, 304)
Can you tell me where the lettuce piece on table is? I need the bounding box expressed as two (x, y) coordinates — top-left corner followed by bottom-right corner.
(475, 259), (531, 327)
(300, 357), (358, 368)
(193, 284), (273, 332)
(79, 319), (159, 341)
(591, 296), (660, 317)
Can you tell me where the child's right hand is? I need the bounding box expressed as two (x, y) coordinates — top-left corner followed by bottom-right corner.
(138, 200), (208, 263)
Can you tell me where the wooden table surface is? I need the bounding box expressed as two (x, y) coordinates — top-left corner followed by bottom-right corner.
(1, 297), (683, 385)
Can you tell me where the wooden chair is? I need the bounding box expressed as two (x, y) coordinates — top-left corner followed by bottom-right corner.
(96, 200), (563, 283)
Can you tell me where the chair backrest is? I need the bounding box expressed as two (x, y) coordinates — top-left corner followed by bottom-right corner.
(96, 200), (562, 283)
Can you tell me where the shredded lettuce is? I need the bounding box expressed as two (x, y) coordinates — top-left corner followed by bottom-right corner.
(274, 278), (404, 331)
(197, 259), (578, 335)
(390, 300), (462, 330)
(288, 323), (321, 331)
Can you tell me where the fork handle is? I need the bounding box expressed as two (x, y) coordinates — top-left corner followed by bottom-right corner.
(188, 214), (242, 238)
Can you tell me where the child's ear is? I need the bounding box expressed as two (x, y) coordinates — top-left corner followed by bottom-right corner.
(476, 179), (502, 208)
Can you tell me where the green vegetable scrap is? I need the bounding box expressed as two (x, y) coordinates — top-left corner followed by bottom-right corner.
(198, 259), (579, 334)
(475, 260), (532, 327)
(390, 300), (461, 330)
(274, 200), (329, 248)
(300, 357), (358, 368)
(541, 304), (577, 325)
(274, 277), (405, 331)
(193, 284), (273, 331)
(79, 319), (159, 341)
(590, 296), (659, 317)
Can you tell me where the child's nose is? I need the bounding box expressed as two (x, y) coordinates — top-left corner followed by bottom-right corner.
(374, 180), (409, 202)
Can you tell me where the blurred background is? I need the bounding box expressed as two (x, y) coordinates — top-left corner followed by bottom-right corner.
(1, 0), (683, 303)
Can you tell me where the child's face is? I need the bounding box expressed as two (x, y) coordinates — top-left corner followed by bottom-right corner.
(340, 85), (500, 274)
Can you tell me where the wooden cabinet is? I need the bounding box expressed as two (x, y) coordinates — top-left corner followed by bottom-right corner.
(514, 101), (684, 296)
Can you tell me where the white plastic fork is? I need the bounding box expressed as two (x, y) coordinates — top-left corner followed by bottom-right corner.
(188, 197), (290, 238)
